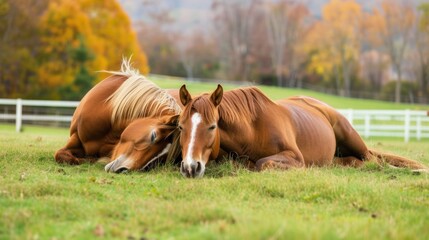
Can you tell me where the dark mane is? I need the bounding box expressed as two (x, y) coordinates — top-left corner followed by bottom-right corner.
(182, 87), (274, 124)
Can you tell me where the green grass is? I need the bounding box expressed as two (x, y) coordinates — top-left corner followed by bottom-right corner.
(1, 124), (429, 240)
(1, 79), (429, 239)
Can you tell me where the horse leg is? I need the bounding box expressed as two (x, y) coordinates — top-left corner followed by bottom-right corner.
(333, 116), (371, 161)
(255, 150), (305, 171)
(54, 133), (86, 165)
(333, 117), (427, 170)
(333, 156), (366, 168)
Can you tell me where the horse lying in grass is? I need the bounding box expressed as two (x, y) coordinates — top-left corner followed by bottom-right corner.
(55, 61), (182, 173)
(177, 84), (428, 178)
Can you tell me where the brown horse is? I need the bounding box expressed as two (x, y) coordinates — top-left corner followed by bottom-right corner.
(55, 60), (182, 173)
(177, 84), (428, 178)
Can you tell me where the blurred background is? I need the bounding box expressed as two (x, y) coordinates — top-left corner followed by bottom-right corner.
(1, 0), (429, 104)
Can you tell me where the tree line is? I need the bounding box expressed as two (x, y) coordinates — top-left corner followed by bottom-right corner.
(1, 0), (429, 104)
(0, 0), (148, 100)
(138, 0), (429, 104)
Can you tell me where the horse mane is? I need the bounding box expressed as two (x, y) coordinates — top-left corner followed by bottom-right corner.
(105, 58), (181, 124)
(219, 87), (273, 124)
(184, 87), (274, 124)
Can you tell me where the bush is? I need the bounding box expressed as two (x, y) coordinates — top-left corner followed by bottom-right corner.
(380, 81), (419, 103)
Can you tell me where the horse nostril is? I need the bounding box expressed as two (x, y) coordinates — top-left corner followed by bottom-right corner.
(115, 167), (129, 174)
(180, 162), (191, 178)
(196, 161), (202, 173)
(180, 161), (204, 178)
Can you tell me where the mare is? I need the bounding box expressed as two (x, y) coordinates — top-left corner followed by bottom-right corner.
(177, 84), (428, 178)
(54, 61), (182, 173)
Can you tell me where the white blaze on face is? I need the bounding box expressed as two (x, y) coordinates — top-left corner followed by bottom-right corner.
(185, 112), (202, 165)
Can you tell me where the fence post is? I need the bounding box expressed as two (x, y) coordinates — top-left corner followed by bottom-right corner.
(416, 116), (421, 141)
(16, 98), (22, 132)
(404, 109), (410, 143)
(364, 113), (370, 139)
(346, 109), (353, 124)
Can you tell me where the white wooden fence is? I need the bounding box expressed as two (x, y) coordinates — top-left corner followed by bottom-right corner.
(0, 99), (78, 132)
(0, 98), (428, 142)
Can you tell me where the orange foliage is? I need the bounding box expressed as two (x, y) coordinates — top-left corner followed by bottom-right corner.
(37, 0), (148, 94)
(306, 0), (362, 92)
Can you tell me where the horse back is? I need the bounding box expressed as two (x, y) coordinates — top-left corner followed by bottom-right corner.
(275, 97), (338, 166)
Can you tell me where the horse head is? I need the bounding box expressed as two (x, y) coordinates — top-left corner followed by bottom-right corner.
(178, 84), (223, 178)
(105, 114), (180, 173)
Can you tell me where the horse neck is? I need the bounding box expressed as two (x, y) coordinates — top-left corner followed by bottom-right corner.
(210, 128), (221, 159)
(217, 109), (256, 155)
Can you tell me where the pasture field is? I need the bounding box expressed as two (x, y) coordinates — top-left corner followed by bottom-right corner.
(149, 75), (429, 110)
(1, 123), (429, 240)
(1, 80), (429, 239)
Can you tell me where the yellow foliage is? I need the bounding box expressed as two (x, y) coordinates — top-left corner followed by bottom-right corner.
(37, 0), (149, 93)
(305, 0), (362, 81)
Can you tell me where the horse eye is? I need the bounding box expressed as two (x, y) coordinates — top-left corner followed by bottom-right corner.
(208, 125), (216, 131)
(178, 125), (183, 131)
(150, 131), (156, 143)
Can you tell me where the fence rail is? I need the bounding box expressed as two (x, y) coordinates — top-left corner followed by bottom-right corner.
(0, 98), (428, 142)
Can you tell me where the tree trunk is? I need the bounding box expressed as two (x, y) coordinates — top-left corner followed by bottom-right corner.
(334, 65), (342, 96)
(421, 68), (429, 104)
(343, 63), (351, 97)
(395, 66), (402, 103)
(276, 65), (282, 87)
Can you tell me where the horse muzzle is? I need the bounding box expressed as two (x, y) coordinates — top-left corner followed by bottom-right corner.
(180, 160), (205, 178)
(105, 155), (130, 173)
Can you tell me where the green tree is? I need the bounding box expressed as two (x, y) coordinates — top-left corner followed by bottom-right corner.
(59, 36), (95, 100)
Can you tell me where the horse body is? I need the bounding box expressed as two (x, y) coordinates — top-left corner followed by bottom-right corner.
(55, 62), (181, 172)
(178, 84), (427, 178)
(55, 75), (124, 164)
(208, 91), (342, 168)
(72, 75), (127, 157)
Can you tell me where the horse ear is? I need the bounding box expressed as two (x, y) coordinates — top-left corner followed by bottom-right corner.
(179, 85), (192, 106)
(210, 84), (223, 107)
(161, 114), (179, 127)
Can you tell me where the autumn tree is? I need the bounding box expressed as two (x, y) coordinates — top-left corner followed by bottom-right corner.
(322, 0), (362, 97)
(136, 1), (183, 76)
(59, 36), (95, 100)
(264, 1), (309, 87)
(37, 0), (94, 99)
(360, 11), (390, 92)
(373, 0), (415, 103)
(212, 0), (261, 81)
(305, 21), (338, 89)
(304, 0), (362, 96)
(79, 0), (149, 74)
(0, 0), (48, 98)
(175, 30), (219, 80)
(414, 3), (429, 103)
(37, 0), (149, 99)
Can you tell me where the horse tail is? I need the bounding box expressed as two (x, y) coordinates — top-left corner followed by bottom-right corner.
(368, 149), (429, 172)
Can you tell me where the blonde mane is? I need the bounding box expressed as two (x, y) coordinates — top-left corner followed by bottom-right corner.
(105, 59), (181, 124)
(183, 87), (274, 125)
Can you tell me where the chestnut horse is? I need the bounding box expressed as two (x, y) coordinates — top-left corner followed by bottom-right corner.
(55, 60), (182, 173)
(177, 84), (428, 178)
